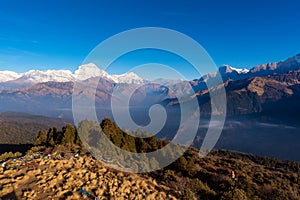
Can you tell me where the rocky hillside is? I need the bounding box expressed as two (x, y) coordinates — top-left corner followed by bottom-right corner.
(0, 156), (177, 199)
(166, 70), (300, 116)
(192, 53), (300, 91)
(0, 148), (299, 199)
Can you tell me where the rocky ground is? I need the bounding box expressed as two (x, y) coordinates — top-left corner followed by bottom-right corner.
(0, 156), (178, 200)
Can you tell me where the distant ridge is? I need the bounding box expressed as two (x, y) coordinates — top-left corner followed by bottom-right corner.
(0, 112), (66, 144)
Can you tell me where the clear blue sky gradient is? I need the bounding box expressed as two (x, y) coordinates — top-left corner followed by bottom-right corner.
(0, 0), (299, 79)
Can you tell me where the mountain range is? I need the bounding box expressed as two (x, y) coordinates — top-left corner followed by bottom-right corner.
(1, 53), (300, 89)
(0, 53), (299, 117)
(0, 53), (300, 160)
(0, 63), (144, 90)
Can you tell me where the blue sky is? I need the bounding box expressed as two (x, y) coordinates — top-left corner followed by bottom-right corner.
(0, 0), (299, 79)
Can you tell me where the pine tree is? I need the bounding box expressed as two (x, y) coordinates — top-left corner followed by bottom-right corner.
(46, 127), (57, 146)
(34, 130), (47, 146)
(62, 124), (76, 144)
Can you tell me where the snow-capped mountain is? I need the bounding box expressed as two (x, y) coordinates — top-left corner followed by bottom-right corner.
(0, 71), (22, 82)
(18, 69), (75, 83)
(111, 72), (144, 84)
(227, 66), (249, 74)
(1, 53), (300, 89)
(219, 65), (249, 74)
(74, 63), (110, 81)
(0, 63), (144, 87)
(73, 63), (144, 84)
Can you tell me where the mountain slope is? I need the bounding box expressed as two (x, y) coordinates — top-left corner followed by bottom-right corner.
(165, 70), (300, 116)
(163, 71), (300, 160)
(0, 112), (66, 144)
(1, 148), (299, 200)
(0, 155), (178, 199)
(250, 53), (300, 75)
(0, 78), (174, 121)
(190, 53), (300, 92)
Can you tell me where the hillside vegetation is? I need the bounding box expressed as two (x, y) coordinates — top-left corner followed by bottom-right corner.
(0, 118), (299, 199)
(0, 112), (66, 144)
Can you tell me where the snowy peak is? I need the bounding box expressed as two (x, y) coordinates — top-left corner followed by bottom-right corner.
(219, 65), (249, 74)
(4, 52), (299, 87)
(0, 63), (145, 85)
(20, 70), (74, 83)
(0, 71), (22, 82)
(74, 63), (144, 84)
(74, 63), (110, 81)
(112, 72), (144, 84)
(229, 66), (249, 74)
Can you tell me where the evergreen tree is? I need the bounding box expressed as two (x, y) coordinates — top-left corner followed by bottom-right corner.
(62, 124), (76, 144)
(46, 127), (57, 146)
(34, 130), (47, 146)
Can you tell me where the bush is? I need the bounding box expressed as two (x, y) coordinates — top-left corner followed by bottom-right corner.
(0, 152), (22, 162)
(182, 189), (197, 200)
(27, 146), (46, 154)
